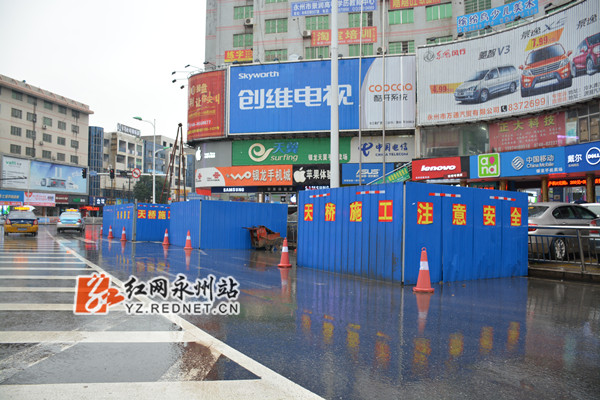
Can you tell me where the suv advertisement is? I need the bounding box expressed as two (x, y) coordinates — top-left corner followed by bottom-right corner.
(417, 0), (600, 125)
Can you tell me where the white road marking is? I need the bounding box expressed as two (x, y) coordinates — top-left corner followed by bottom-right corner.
(0, 267), (90, 270)
(0, 331), (199, 343)
(0, 275), (79, 279)
(0, 287), (75, 292)
(0, 261), (86, 264)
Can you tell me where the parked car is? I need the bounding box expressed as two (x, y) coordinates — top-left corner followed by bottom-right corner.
(579, 202), (600, 217)
(572, 32), (600, 76)
(57, 209), (85, 233)
(454, 65), (519, 103)
(520, 43), (573, 97)
(528, 202), (598, 260)
(4, 207), (39, 236)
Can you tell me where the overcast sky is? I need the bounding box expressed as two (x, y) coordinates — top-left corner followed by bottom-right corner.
(0, 0), (205, 139)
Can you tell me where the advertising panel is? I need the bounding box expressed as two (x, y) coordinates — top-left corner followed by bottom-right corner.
(232, 137), (351, 166)
(565, 140), (600, 173)
(311, 27), (377, 46)
(224, 50), (253, 63)
(418, 1), (600, 125)
(412, 157), (468, 180)
(292, 165), (331, 186)
(341, 163), (395, 184)
(0, 190), (23, 206)
(1, 156), (87, 194)
(195, 165), (293, 187)
(291, 0), (376, 17)
(350, 136), (414, 163)
(229, 56), (416, 134)
(470, 148), (566, 178)
(489, 111), (566, 152)
(187, 70), (225, 140)
(457, 0), (538, 34)
(24, 192), (55, 207)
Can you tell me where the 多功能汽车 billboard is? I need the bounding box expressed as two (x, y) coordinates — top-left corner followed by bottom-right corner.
(229, 56), (416, 134)
(187, 70), (225, 140)
(418, 0), (600, 126)
(1, 156), (87, 194)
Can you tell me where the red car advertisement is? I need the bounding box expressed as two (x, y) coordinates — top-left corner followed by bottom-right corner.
(187, 70), (225, 141)
(412, 157), (467, 181)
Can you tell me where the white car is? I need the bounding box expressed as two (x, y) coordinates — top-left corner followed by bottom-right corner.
(57, 209), (85, 233)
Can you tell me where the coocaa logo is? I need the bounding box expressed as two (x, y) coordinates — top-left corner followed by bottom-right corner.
(478, 153), (500, 178)
(586, 147), (600, 165)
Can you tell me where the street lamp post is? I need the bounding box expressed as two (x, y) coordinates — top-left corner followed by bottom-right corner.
(133, 116), (156, 203)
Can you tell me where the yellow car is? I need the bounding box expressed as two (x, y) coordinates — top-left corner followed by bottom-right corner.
(4, 208), (39, 236)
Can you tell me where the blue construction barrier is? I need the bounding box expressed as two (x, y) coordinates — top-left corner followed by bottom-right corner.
(169, 200), (288, 249)
(102, 203), (170, 242)
(298, 182), (528, 284)
(102, 204), (135, 241)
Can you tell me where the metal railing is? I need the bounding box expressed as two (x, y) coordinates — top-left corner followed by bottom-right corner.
(528, 225), (600, 273)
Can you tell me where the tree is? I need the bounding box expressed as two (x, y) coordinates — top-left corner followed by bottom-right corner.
(132, 175), (164, 203)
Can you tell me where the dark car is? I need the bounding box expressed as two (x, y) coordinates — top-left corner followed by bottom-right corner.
(4, 208), (39, 236)
(520, 43), (573, 97)
(572, 32), (600, 76)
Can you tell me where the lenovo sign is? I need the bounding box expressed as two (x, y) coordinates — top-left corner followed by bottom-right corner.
(412, 157), (466, 180)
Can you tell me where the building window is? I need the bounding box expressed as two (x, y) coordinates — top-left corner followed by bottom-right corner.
(389, 9), (414, 25)
(305, 46), (329, 59)
(233, 33), (253, 48)
(233, 5), (253, 19)
(11, 126), (22, 136)
(42, 150), (52, 159)
(72, 125), (79, 134)
(426, 3), (452, 21)
(465, 0), (491, 14)
(44, 101), (53, 110)
(27, 96), (36, 105)
(57, 137), (66, 145)
(70, 155), (79, 164)
(43, 133), (52, 143)
(11, 108), (22, 119)
(72, 110), (80, 119)
(43, 117), (52, 127)
(26, 129), (36, 139)
(266, 18), (288, 34)
(389, 41), (415, 54)
(26, 112), (37, 122)
(58, 121), (67, 130)
(10, 144), (21, 155)
(265, 49), (288, 61)
(306, 15), (329, 30)
(349, 12), (373, 27)
(26, 147), (35, 157)
(57, 153), (65, 161)
(568, 101), (600, 143)
(349, 43), (374, 56)
(12, 90), (23, 101)
(58, 105), (67, 114)
(427, 35), (453, 45)
(71, 140), (79, 149)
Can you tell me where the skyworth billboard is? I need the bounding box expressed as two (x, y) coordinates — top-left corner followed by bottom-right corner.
(417, 0), (600, 126)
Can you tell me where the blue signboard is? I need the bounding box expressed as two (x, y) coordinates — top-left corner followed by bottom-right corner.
(457, 0), (538, 34)
(500, 147), (565, 177)
(565, 141), (600, 173)
(90, 196), (106, 206)
(342, 163), (395, 185)
(291, 0), (376, 17)
(0, 190), (23, 205)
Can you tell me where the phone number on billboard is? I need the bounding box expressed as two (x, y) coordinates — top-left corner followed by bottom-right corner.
(505, 98), (546, 112)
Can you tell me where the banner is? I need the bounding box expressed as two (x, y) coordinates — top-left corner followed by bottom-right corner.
(24, 192), (55, 207)
(390, 0), (441, 10)
(418, 1), (600, 125)
(195, 166), (293, 187)
(229, 55), (416, 134)
(311, 27), (377, 46)
(187, 71), (225, 140)
(291, 0), (377, 17)
(489, 112), (566, 152)
(1, 156), (87, 194)
(224, 49), (253, 63)
(457, 0), (538, 34)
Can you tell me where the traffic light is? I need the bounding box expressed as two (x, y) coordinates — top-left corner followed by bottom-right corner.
(81, 168), (87, 178)
(109, 168), (115, 179)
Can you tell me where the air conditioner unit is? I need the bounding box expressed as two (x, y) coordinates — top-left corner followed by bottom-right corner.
(302, 30), (311, 38)
(42, 125), (47, 129)
(244, 17), (254, 25)
(38, 141), (44, 146)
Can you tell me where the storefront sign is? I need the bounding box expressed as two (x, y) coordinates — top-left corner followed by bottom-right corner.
(117, 123), (141, 137)
(291, 0), (377, 17)
(68, 195), (88, 204)
(342, 163), (395, 184)
(0, 190), (23, 206)
(350, 136), (414, 163)
(187, 70), (226, 140)
(496, 147), (565, 177)
(224, 49), (253, 63)
(412, 157), (466, 180)
(24, 192), (55, 207)
(311, 27), (377, 46)
(293, 165), (330, 185)
(233, 137), (351, 165)
(90, 196), (106, 206)
(55, 194), (70, 204)
(489, 112), (566, 152)
(390, 0), (441, 10)
(457, 0), (538, 34)
(565, 141), (600, 173)
(369, 164), (411, 184)
(548, 177), (600, 187)
(195, 165), (293, 187)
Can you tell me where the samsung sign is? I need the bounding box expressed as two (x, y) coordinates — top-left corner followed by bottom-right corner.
(565, 141), (600, 173)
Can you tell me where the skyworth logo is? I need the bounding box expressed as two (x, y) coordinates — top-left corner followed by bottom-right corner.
(238, 71), (279, 80)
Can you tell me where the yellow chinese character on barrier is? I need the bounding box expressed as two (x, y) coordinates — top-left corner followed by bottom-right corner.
(510, 207), (521, 226)
(417, 202), (433, 225)
(158, 210), (166, 220)
(304, 204), (313, 221)
(378, 200), (393, 222)
(148, 210), (157, 220)
(483, 205), (496, 226)
(350, 201), (362, 222)
(325, 202), (336, 222)
(452, 204), (467, 226)
(137, 209), (146, 219)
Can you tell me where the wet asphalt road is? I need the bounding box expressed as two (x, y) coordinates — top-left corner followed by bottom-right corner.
(1, 225), (599, 399)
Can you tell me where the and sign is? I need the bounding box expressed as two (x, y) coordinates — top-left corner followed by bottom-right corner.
(489, 112), (566, 152)
(1, 156), (87, 194)
(350, 136), (414, 163)
(291, 0), (376, 17)
(311, 27), (377, 46)
(412, 157), (467, 180)
(187, 70), (226, 141)
(232, 137), (351, 165)
(229, 55), (416, 134)
(24, 192), (55, 207)
(418, 0), (600, 125)
(477, 153), (501, 178)
(341, 163), (395, 185)
(224, 49), (253, 63)
(457, 0), (538, 34)
(565, 141), (600, 173)
(195, 166), (293, 187)
(0, 190), (23, 206)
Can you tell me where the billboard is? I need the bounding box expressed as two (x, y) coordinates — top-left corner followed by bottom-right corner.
(187, 70), (226, 140)
(195, 165), (293, 187)
(311, 27), (377, 46)
(229, 56), (416, 134)
(291, 0), (377, 17)
(1, 156), (87, 194)
(457, 0), (538, 34)
(418, 1), (600, 125)
(0, 190), (23, 206)
(24, 192), (55, 207)
(489, 111), (566, 152)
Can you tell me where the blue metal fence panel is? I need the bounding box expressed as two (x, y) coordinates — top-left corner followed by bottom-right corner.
(440, 186), (474, 283)
(103, 203), (135, 241)
(102, 206), (115, 237)
(169, 201), (202, 248)
(135, 203), (170, 242)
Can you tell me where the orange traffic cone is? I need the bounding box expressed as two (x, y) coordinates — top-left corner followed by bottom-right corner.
(107, 225), (114, 239)
(163, 244), (169, 260)
(100, 226), (103, 237)
(278, 238), (292, 268)
(162, 229), (170, 246)
(184, 230), (193, 250)
(415, 292), (433, 335)
(413, 247), (434, 293)
(185, 249), (192, 270)
(121, 239), (126, 254)
(120, 227), (127, 242)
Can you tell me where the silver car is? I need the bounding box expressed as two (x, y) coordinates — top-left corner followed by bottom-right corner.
(57, 210), (85, 233)
(528, 202), (599, 260)
(454, 65), (519, 103)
